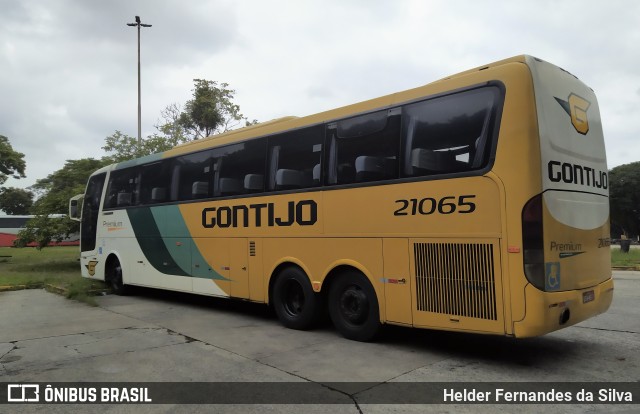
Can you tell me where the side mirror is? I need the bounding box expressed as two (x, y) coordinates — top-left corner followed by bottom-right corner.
(69, 194), (84, 221)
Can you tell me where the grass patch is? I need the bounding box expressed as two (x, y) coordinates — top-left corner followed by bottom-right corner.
(611, 246), (640, 268)
(0, 246), (107, 305)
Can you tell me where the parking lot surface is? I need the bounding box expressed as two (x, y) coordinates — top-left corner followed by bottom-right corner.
(1, 271), (639, 413)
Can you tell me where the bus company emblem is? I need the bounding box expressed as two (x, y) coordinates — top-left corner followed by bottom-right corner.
(554, 93), (591, 135)
(85, 260), (98, 276)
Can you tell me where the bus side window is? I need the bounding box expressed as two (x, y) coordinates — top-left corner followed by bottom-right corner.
(174, 151), (213, 201)
(139, 161), (172, 204)
(267, 125), (323, 191)
(402, 87), (499, 178)
(244, 174), (264, 193)
(215, 140), (266, 197)
(327, 108), (401, 185)
(104, 167), (139, 209)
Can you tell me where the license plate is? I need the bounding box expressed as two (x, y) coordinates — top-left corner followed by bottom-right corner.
(583, 290), (595, 304)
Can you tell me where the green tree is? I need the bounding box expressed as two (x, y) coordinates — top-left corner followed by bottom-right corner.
(101, 131), (140, 163)
(14, 215), (71, 249)
(0, 135), (26, 185)
(102, 80), (257, 162)
(101, 130), (187, 163)
(609, 161), (640, 237)
(0, 187), (33, 215)
(16, 158), (108, 249)
(178, 79), (256, 139)
(154, 102), (190, 144)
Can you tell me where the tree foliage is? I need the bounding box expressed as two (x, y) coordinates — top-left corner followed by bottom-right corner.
(178, 79), (257, 139)
(29, 158), (108, 212)
(16, 158), (108, 249)
(14, 215), (72, 249)
(101, 130), (186, 163)
(154, 103), (191, 145)
(609, 161), (640, 237)
(0, 135), (26, 185)
(0, 187), (33, 215)
(16, 78), (256, 248)
(102, 79), (257, 163)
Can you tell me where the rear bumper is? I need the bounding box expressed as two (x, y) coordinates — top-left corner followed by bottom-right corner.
(513, 277), (614, 338)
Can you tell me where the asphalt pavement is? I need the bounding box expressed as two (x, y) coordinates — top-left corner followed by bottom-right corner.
(1, 271), (638, 413)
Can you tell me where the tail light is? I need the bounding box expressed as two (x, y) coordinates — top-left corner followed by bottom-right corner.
(522, 194), (545, 290)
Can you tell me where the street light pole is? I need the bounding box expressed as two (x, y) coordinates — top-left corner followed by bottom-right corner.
(127, 16), (152, 151)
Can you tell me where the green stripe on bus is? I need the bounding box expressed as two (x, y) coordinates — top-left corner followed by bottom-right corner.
(153, 205), (227, 280)
(127, 207), (190, 276)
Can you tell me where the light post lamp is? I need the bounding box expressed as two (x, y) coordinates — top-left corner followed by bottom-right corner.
(127, 16), (152, 150)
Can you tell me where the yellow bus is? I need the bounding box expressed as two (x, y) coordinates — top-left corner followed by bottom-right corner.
(70, 55), (613, 341)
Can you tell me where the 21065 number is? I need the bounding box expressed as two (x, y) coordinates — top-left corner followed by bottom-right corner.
(393, 195), (477, 216)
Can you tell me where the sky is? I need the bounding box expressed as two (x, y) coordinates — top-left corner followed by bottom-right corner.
(1, 0), (639, 191)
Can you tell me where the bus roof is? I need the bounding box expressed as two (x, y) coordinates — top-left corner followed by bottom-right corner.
(165, 55), (537, 158)
(102, 54), (572, 169)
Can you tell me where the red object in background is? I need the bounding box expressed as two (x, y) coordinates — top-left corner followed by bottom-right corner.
(0, 232), (78, 247)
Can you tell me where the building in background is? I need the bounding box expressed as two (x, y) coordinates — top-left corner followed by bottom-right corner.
(0, 215), (79, 247)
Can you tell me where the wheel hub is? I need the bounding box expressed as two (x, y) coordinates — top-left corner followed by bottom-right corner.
(284, 280), (305, 316)
(339, 286), (368, 324)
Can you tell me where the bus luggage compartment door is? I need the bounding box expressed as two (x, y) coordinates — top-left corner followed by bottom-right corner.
(383, 238), (413, 325)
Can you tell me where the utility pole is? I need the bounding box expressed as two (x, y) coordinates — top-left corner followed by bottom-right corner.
(127, 16), (152, 150)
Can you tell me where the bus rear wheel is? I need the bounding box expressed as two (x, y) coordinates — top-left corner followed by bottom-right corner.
(272, 267), (319, 330)
(328, 271), (380, 341)
(107, 257), (129, 296)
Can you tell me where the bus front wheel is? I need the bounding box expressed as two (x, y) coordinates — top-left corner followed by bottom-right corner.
(107, 258), (128, 296)
(272, 267), (319, 330)
(328, 271), (381, 341)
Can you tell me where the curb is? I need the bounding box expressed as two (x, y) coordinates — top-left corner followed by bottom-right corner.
(44, 284), (110, 296)
(0, 283), (109, 296)
(0, 283), (43, 292)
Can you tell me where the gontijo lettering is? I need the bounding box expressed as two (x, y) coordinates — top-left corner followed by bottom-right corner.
(547, 160), (608, 189)
(202, 200), (317, 228)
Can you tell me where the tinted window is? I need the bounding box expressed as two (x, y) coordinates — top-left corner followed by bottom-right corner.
(268, 126), (323, 190)
(328, 108), (401, 185)
(82, 173), (105, 252)
(401, 87), (500, 178)
(139, 161), (173, 204)
(104, 168), (139, 208)
(214, 140), (266, 196)
(174, 151), (213, 201)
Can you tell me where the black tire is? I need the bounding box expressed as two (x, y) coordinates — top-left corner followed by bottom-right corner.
(328, 271), (381, 341)
(272, 267), (319, 330)
(107, 258), (129, 296)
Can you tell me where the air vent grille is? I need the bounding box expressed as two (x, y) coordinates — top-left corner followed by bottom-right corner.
(414, 242), (497, 320)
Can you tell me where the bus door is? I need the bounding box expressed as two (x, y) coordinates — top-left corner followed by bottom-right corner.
(79, 173), (106, 278)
